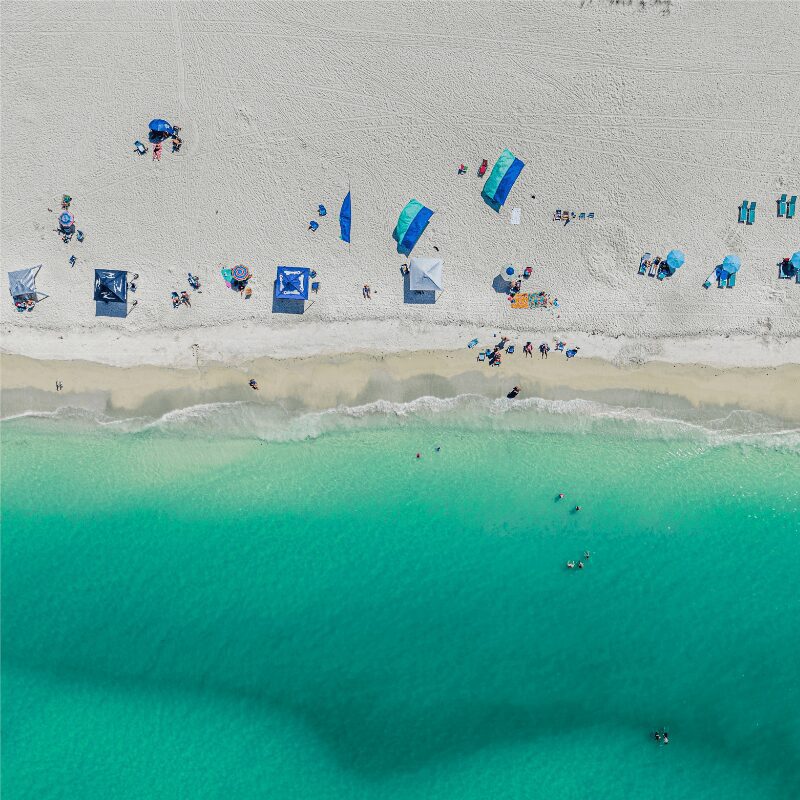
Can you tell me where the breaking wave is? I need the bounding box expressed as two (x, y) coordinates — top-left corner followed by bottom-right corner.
(3, 394), (799, 452)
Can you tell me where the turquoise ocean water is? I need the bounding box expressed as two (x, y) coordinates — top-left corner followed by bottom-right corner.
(2, 396), (799, 799)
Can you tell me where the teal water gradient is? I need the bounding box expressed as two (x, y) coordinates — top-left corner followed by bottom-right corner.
(2, 412), (799, 799)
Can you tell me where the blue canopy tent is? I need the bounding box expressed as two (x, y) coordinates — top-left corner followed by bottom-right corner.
(664, 249), (685, 274)
(394, 199), (433, 255)
(339, 191), (351, 243)
(482, 149), (525, 211)
(149, 119), (174, 135)
(94, 269), (128, 303)
(789, 251), (800, 272)
(275, 266), (310, 300)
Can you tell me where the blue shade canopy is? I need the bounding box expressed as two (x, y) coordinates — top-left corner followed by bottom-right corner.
(482, 149), (525, 209)
(149, 119), (174, 135)
(665, 249), (685, 271)
(275, 266), (310, 300)
(395, 200), (433, 254)
(790, 251), (800, 271)
(722, 254), (741, 273)
(94, 269), (128, 303)
(339, 191), (351, 243)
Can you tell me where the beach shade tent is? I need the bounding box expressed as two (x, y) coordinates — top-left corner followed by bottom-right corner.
(664, 249), (685, 274)
(394, 199), (433, 255)
(8, 265), (47, 302)
(409, 257), (443, 293)
(722, 255), (741, 273)
(339, 191), (352, 243)
(149, 119), (174, 135)
(94, 269), (128, 303)
(275, 266), (310, 300)
(482, 149), (525, 211)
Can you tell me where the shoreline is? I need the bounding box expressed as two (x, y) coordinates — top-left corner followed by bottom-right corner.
(3, 345), (800, 425)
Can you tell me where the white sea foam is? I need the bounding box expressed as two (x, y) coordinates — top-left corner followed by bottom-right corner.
(4, 394), (799, 452)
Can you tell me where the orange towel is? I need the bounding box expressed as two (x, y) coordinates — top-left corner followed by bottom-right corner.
(510, 292), (529, 309)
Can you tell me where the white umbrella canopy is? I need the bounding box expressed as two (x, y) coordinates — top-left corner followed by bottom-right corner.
(409, 257), (443, 292)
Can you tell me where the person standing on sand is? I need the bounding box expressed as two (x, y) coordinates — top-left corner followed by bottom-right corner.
(363, 284), (371, 299)
(524, 341), (533, 358)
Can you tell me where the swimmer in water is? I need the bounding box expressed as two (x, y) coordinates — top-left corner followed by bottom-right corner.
(416, 453), (421, 459)
(575, 505), (581, 511)
(558, 493), (564, 499)
(566, 561), (575, 569)
(577, 561), (584, 569)
(584, 551), (591, 559)
(654, 731), (661, 741)
(663, 733), (669, 744)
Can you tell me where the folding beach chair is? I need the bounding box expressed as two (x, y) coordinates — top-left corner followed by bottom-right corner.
(477, 352), (486, 362)
(579, 212), (586, 220)
(639, 253), (651, 275)
(648, 257), (660, 277)
(308, 220), (319, 231)
(718, 270), (728, 288)
(507, 345), (515, 355)
(318, 205), (327, 217)
(778, 193), (787, 217)
(656, 268), (666, 280)
(553, 210), (562, 221)
(134, 140), (147, 155)
(587, 212), (594, 219)
(467, 338), (479, 348)
(787, 196), (797, 219)
(702, 268), (717, 289)
(738, 201), (748, 224)
(312, 281), (320, 293)
(727, 272), (736, 287)
(746, 202), (756, 225)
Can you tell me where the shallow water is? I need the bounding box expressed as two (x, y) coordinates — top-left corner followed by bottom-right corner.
(2, 402), (799, 799)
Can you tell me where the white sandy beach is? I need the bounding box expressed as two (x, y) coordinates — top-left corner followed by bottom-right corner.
(1, 1), (799, 378)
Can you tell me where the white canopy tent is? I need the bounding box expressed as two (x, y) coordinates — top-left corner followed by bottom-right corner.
(409, 256), (443, 293)
(8, 265), (48, 302)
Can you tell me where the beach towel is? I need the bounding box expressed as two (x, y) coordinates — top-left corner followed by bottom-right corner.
(510, 208), (521, 225)
(510, 293), (529, 309)
(467, 338), (479, 348)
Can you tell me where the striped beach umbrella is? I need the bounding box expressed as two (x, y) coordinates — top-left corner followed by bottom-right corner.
(59, 211), (74, 229)
(231, 265), (250, 282)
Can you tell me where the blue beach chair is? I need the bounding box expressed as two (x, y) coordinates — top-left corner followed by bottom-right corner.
(134, 140), (147, 155)
(318, 204), (327, 217)
(639, 253), (651, 275)
(718, 269), (728, 288)
(738, 201), (748, 224)
(587, 212), (594, 219)
(308, 220), (319, 232)
(727, 271), (736, 287)
(787, 196), (797, 219)
(746, 202), (756, 225)
(778, 194), (787, 217)
(477, 352), (486, 362)
(579, 212), (586, 220)
(507, 345), (515, 355)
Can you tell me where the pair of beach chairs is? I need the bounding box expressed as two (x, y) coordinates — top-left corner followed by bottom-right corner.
(702, 268), (736, 289)
(553, 210), (594, 221)
(638, 253), (665, 278)
(738, 201), (756, 225)
(778, 259), (800, 281)
(777, 194), (797, 219)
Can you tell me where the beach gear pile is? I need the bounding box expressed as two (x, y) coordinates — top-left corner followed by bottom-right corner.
(638, 249), (684, 280)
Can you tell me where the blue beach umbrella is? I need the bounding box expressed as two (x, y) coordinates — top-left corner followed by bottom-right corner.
(790, 251), (800, 271)
(59, 211), (74, 229)
(722, 254), (741, 273)
(665, 249), (685, 272)
(149, 118), (174, 135)
(482, 148), (525, 211)
(505, 266), (515, 276)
